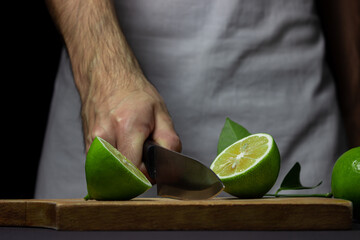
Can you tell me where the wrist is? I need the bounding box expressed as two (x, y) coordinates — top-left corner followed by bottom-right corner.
(49, 0), (146, 100)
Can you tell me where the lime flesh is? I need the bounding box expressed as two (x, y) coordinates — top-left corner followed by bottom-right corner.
(211, 133), (280, 198)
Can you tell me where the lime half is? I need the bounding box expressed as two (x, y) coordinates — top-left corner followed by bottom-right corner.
(85, 136), (152, 200)
(210, 133), (280, 198)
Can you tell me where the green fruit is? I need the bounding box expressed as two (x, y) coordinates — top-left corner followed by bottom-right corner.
(210, 133), (280, 198)
(331, 147), (360, 219)
(85, 136), (152, 200)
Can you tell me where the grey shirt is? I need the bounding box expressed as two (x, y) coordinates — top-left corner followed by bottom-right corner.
(35, 0), (347, 198)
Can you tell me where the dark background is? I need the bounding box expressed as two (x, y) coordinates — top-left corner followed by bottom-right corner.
(1, 1), (62, 198)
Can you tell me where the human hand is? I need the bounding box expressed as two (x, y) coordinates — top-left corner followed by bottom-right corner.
(81, 75), (181, 181)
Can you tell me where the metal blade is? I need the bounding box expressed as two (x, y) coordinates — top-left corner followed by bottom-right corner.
(143, 141), (224, 200)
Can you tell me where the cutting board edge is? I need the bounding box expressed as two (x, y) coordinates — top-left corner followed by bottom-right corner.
(54, 198), (353, 231)
(25, 201), (58, 230)
(0, 198), (354, 231)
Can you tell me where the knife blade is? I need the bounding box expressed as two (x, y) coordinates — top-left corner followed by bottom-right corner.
(143, 140), (224, 200)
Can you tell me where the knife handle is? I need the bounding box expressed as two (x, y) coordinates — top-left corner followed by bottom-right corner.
(143, 140), (156, 180)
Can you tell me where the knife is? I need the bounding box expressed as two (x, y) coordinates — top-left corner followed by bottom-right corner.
(142, 140), (224, 200)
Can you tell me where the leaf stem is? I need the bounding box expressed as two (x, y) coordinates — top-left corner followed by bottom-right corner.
(265, 193), (333, 198)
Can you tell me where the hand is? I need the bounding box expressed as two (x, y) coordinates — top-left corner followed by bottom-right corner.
(81, 74), (182, 181)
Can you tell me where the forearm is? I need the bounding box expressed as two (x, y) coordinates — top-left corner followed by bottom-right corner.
(46, 0), (146, 102)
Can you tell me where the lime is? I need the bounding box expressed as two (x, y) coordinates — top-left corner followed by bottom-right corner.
(85, 136), (152, 200)
(331, 147), (360, 219)
(210, 133), (280, 198)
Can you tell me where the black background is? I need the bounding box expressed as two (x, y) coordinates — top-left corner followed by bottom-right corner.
(1, 1), (62, 198)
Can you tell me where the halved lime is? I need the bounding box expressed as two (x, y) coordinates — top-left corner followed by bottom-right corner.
(85, 136), (152, 200)
(210, 133), (280, 198)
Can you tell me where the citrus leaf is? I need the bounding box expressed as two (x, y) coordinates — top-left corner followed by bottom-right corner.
(275, 162), (322, 195)
(217, 117), (251, 155)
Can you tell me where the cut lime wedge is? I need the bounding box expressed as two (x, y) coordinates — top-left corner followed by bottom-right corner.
(85, 137), (152, 200)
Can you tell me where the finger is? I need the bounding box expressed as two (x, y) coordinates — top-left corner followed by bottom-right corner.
(118, 131), (157, 183)
(114, 113), (154, 170)
(139, 162), (156, 185)
(82, 106), (96, 153)
(152, 111), (182, 153)
(116, 130), (146, 167)
(87, 120), (116, 153)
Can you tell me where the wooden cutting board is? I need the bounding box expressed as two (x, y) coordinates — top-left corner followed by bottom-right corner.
(0, 197), (353, 231)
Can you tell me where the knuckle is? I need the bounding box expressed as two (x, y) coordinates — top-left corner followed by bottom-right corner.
(114, 113), (154, 138)
(114, 115), (127, 129)
(166, 133), (182, 152)
(172, 135), (182, 152)
(139, 120), (154, 135)
(107, 95), (160, 142)
(112, 112), (131, 132)
(90, 125), (107, 139)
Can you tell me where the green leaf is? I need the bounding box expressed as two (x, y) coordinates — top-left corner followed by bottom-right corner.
(217, 117), (251, 155)
(275, 162), (322, 195)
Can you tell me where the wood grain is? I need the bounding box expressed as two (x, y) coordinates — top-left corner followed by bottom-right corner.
(0, 197), (353, 230)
